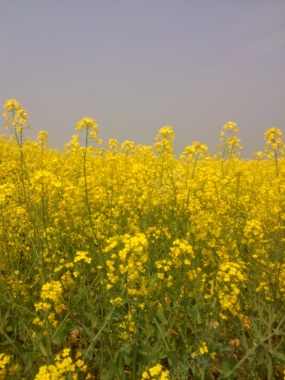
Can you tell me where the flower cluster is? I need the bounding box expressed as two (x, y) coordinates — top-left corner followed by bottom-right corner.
(74, 251), (92, 264)
(104, 233), (148, 302)
(217, 260), (246, 319)
(3, 99), (29, 133)
(142, 364), (170, 380)
(264, 127), (285, 157)
(34, 349), (90, 380)
(33, 281), (65, 328)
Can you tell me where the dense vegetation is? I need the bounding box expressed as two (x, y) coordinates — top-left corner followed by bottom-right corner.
(1, 100), (285, 379)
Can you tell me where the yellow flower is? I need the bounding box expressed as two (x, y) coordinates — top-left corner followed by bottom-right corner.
(149, 364), (162, 376)
(74, 251), (92, 264)
(199, 341), (209, 355)
(76, 117), (97, 131)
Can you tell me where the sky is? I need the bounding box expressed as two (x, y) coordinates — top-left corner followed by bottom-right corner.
(1, 0), (285, 157)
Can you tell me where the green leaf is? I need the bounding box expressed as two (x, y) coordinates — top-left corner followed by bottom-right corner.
(250, 318), (263, 341)
(81, 323), (95, 338)
(84, 312), (98, 322)
(166, 350), (179, 366)
(100, 368), (112, 380)
(120, 342), (133, 365)
(212, 342), (233, 354)
(219, 357), (238, 380)
(156, 310), (168, 325)
(188, 305), (200, 319)
(248, 343), (268, 362)
(273, 351), (285, 363)
(52, 322), (67, 345)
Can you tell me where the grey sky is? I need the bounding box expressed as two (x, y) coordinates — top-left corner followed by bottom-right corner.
(1, 0), (284, 157)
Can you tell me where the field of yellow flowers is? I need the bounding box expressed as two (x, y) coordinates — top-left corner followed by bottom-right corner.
(1, 99), (285, 380)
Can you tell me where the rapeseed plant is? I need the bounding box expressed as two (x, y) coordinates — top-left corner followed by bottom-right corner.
(1, 100), (285, 379)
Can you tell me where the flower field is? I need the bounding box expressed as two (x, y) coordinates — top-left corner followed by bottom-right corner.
(1, 100), (285, 379)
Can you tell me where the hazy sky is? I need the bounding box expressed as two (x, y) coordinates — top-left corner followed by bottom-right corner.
(1, 0), (285, 157)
